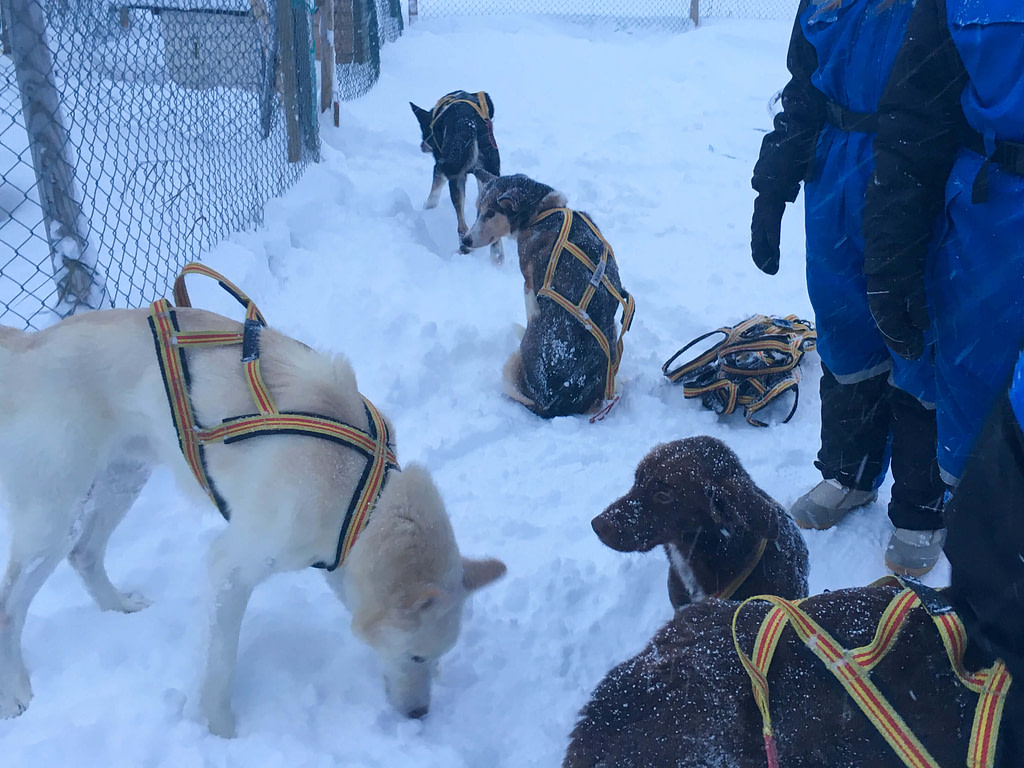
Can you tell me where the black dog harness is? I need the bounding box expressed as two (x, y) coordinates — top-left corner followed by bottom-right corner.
(662, 315), (816, 427)
(530, 207), (635, 401)
(148, 263), (399, 570)
(427, 90), (497, 151)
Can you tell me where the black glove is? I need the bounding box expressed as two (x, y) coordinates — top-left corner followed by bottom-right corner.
(865, 271), (930, 361)
(751, 196), (786, 275)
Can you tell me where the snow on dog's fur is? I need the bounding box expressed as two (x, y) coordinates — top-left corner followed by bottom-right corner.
(0, 309), (505, 736)
(592, 437), (808, 608)
(564, 585), (992, 768)
(411, 90), (504, 264)
(463, 173), (629, 418)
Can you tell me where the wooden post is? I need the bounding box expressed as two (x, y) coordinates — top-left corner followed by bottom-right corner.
(333, 100), (339, 127)
(318, 0), (333, 113)
(277, 0), (301, 162)
(8, 0), (108, 315)
(335, 0), (354, 64)
(408, 0), (417, 24)
(351, 0), (365, 64)
(690, 0), (699, 26)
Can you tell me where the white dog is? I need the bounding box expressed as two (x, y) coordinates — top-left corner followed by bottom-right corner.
(0, 307), (505, 737)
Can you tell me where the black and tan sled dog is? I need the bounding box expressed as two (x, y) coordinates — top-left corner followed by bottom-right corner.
(411, 90), (503, 263)
(462, 173), (635, 419)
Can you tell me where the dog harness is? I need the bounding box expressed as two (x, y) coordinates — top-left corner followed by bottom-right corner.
(530, 207), (636, 402)
(662, 315), (816, 427)
(148, 262), (399, 570)
(428, 91), (497, 151)
(712, 537), (768, 601)
(731, 578), (1012, 768)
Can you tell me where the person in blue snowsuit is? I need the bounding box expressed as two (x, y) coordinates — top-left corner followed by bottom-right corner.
(864, 0), (1024, 489)
(750, 0), (947, 574)
(865, 5), (1024, 757)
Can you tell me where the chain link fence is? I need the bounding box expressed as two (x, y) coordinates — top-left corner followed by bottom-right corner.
(327, 0), (401, 103)
(0, 0), (402, 330)
(411, 0), (795, 27)
(699, 0), (794, 20)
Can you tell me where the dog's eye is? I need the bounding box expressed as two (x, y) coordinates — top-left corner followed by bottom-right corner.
(411, 655), (427, 664)
(652, 490), (674, 505)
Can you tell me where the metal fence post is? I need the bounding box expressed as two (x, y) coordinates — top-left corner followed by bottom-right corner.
(8, 0), (109, 316)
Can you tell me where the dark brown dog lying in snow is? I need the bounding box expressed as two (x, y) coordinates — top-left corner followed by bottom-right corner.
(591, 437), (808, 607)
(563, 584), (1004, 768)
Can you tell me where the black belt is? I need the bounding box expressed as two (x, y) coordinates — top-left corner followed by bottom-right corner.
(966, 130), (1024, 203)
(825, 101), (877, 133)
(967, 130), (1024, 176)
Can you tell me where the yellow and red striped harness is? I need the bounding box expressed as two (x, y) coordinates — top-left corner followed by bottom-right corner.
(530, 207), (636, 402)
(428, 91), (497, 150)
(663, 314), (816, 427)
(148, 263), (399, 570)
(732, 578), (1012, 768)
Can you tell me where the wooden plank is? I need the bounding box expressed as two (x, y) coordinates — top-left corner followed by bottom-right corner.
(319, 0), (333, 112)
(277, 0), (301, 162)
(335, 0), (354, 64)
(690, 0), (699, 26)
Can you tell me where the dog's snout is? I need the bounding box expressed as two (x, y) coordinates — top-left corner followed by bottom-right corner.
(592, 515), (620, 548)
(408, 705), (429, 719)
(461, 232), (474, 249)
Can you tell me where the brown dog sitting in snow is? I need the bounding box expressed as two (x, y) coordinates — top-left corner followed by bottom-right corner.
(563, 583), (1010, 768)
(591, 436), (808, 607)
(461, 173), (634, 418)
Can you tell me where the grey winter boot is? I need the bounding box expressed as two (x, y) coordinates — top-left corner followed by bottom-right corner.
(789, 478), (878, 530)
(884, 527), (947, 577)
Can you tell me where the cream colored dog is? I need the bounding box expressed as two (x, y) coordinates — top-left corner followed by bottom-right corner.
(0, 309), (505, 737)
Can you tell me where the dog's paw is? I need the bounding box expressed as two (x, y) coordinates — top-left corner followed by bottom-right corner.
(113, 591), (151, 613)
(0, 676), (32, 719)
(205, 708), (237, 739)
(423, 197), (439, 210)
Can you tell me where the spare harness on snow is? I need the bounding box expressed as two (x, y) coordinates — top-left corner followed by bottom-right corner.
(428, 90), (497, 151)
(148, 262), (399, 570)
(732, 577), (1012, 768)
(530, 207), (636, 403)
(662, 314), (816, 427)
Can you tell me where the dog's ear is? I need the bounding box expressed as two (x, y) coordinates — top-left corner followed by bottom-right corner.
(475, 168), (497, 186)
(496, 189), (518, 215)
(712, 477), (782, 541)
(483, 92), (495, 118)
(408, 585), (453, 615)
(410, 102), (431, 131)
(462, 557), (506, 592)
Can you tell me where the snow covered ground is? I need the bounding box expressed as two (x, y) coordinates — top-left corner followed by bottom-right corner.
(0, 12), (949, 767)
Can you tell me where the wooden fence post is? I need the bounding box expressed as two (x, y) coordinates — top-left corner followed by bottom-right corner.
(318, 0), (334, 113)
(690, 0), (699, 26)
(277, 0), (302, 161)
(8, 0), (108, 315)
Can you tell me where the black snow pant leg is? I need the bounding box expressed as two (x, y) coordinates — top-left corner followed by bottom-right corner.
(815, 364), (891, 492)
(946, 391), (1024, 656)
(887, 386), (946, 530)
(944, 390), (1024, 768)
